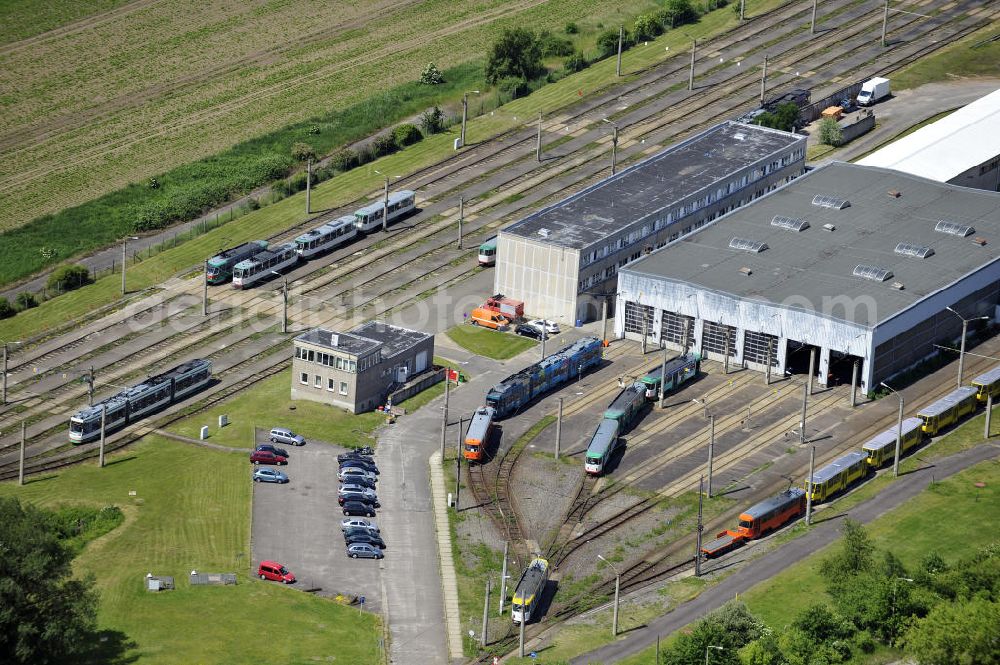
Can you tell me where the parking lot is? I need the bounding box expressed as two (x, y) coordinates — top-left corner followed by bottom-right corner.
(250, 431), (384, 611)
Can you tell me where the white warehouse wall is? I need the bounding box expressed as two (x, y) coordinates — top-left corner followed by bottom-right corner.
(494, 234), (580, 323)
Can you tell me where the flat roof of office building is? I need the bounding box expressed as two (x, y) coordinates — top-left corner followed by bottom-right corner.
(502, 121), (804, 250)
(622, 162), (1000, 327)
(297, 322), (431, 359)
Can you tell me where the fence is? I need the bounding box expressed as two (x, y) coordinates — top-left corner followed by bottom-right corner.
(389, 367), (445, 406)
(800, 81), (867, 123)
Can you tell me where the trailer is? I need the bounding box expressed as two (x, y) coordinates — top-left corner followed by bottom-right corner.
(702, 488), (806, 558)
(483, 294), (524, 320)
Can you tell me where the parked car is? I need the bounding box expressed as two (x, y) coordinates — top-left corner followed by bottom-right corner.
(338, 484), (378, 500)
(250, 449), (287, 465)
(269, 427), (306, 446)
(341, 517), (379, 532)
(469, 307), (511, 331)
(514, 325), (543, 340)
(339, 467), (376, 483)
(257, 560), (296, 583)
(344, 528), (386, 549)
(347, 543), (384, 559)
(340, 458), (378, 474)
(342, 501), (377, 517)
(526, 319), (560, 335)
(340, 475), (376, 490)
(255, 443), (289, 459)
(253, 467), (289, 484)
(338, 492), (379, 508)
(338, 451), (374, 464)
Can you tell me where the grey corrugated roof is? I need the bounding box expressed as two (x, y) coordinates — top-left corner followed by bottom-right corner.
(623, 162), (1000, 327)
(503, 121), (804, 250)
(350, 321), (430, 359)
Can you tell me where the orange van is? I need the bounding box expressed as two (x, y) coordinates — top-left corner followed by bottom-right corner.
(470, 307), (510, 330)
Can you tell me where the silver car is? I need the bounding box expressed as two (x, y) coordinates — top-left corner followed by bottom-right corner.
(338, 467), (376, 484)
(269, 427), (306, 446)
(341, 517), (379, 533)
(347, 543), (383, 559)
(338, 484), (377, 501)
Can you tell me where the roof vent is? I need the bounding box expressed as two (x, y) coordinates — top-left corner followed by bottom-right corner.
(973, 237), (988, 246)
(812, 194), (850, 210)
(538, 228), (550, 238)
(739, 266), (753, 276)
(771, 215), (810, 232)
(733, 132), (746, 141)
(729, 237), (768, 253)
(934, 220), (974, 237)
(822, 223), (836, 232)
(891, 282), (905, 290)
(853, 264), (893, 282)
(887, 190), (901, 198)
(894, 242), (934, 259)
(331, 334), (339, 346)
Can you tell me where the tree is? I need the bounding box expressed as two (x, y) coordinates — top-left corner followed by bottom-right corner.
(564, 51), (588, 73)
(773, 102), (801, 131)
(738, 632), (785, 665)
(818, 117), (843, 146)
(419, 62), (444, 85)
(497, 75), (529, 100)
(0, 297), (14, 319)
(0, 497), (99, 664)
(664, 602), (765, 665)
(634, 14), (662, 42)
(46, 264), (91, 294)
(792, 604), (853, 644)
(290, 142), (315, 162)
(484, 28), (543, 85)
(596, 28), (631, 59)
(822, 519), (875, 582)
(904, 596), (1000, 665)
(420, 106), (445, 135)
(660, 0), (699, 28)
(14, 291), (37, 310)
(537, 30), (574, 57)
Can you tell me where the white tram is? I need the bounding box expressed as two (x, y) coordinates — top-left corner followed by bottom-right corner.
(294, 216), (358, 258)
(232, 243), (299, 289)
(354, 190), (416, 232)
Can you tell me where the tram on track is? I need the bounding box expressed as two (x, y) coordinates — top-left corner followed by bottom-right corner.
(294, 216), (358, 258)
(69, 359), (212, 443)
(206, 240), (268, 284)
(354, 190), (416, 233)
(478, 236), (497, 266)
(861, 417), (924, 468)
(639, 352), (700, 399)
(463, 406), (496, 462)
(511, 557), (549, 624)
(232, 243), (299, 289)
(916, 386), (978, 436)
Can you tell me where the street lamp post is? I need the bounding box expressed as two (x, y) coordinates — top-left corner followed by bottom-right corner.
(460, 90), (480, 148)
(2, 340), (24, 406)
(705, 645), (724, 665)
(602, 118), (619, 175)
(121, 236), (139, 296)
(272, 272), (288, 333)
(881, 381), (904, 477)
(597, 554), (621, 637)
(373, 170), (401, 233)
(945, 307), (989, 387)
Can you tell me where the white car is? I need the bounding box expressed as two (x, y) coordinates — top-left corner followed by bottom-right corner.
(338, 485), (377, 500)
(339, 467), (377, 484)
(341, 517), (379, 533)
(527, 319), (560, 335)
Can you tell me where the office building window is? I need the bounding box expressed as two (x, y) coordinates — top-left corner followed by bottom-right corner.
(340, 382), (349, 395)
(314, 375), (321, 388)
(328, 378), (335, 391)
(299, 372), (308, 384)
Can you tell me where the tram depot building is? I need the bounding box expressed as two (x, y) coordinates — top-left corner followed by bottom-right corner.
(291, 321), (434, 413)
(494, 121), (806, 325)
(616, 162), (1000, 393)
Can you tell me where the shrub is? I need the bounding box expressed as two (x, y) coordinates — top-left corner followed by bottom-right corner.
(393, 123), (423, 147)
(565, 22), (578, 34)
(330, 148), (359, 172)
(290, 142), (316, 161)
(819, 117), (843, 146)
(497, 76), (530, 100)
(537, 30), (574, 57)
(371, 133), (398, 158)
(564, 51), (588, 73)
(660, 0), (699, 28)
(15, 291), (37, 310)
(47, 264), (91, 293)
(419, 62), (444, 85)
(0, 297), (14, 319)
(596, 28), (632, 59)
(420, 106), (445, 135)
(634, 14), (662, 42)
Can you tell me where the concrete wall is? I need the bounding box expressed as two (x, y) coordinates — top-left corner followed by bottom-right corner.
(493, 235), (580, 324)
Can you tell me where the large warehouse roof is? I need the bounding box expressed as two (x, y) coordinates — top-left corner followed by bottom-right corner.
(857, 87), (1000, 182)
(503, 121), (803, 250)
(623, 162), (1000, 327)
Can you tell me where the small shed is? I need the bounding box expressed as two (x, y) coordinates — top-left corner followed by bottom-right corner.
(145, 573), (175, 592)
(189, 570), (237, 586)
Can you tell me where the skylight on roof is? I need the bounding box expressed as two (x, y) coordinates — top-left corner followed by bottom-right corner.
(812, 194), (850, 210)
(729, 237), (768, 253)
(934, 220), (974, 237)
(894, 242), (934, 259)
(853, 264), (893, 282)
(771, 215), (810, 232)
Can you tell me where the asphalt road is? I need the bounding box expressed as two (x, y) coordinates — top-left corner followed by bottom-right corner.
(570, 441), (1000, 664)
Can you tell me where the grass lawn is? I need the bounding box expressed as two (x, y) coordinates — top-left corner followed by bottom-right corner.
(166, 367), (444, 449)
(0, 435), (382, 665)
(893, 22), (1000, 91)
(446, 325), (537, 361)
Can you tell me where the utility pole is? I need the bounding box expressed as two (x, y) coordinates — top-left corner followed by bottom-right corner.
(519, 614), (526, 657)
(740, 0), (746, 21)
(807, 347), (816, 395)
(460, 90), (479, 148)
(641, 309), (649, 355)
(2, 343), (7, 406)
(765, 337), (773, 385)
(985, 393), (993, 440)
(18, 421), (25, 486)
(87, 366), (95, 406)
(658, 345), (668, 409)
(881, 0), (889, 47)
(481, 578), (491, 647)
(616, 26), (624, 77)
(203, 266), (209, 316)
(806, 445), (815, 525)
(957, 318), (969, 388)
(850, 360), (859, 408)
(682, 326), (690, 356)
(541, 330), (546, 360)
(610, 124), (619, 175)
(381, 177), (390, 233)
(457, 195), (464, 249)
(281, 277), (288, 334)
(455, 417), (463, 509)
(893, 392), (904, 477)
(695, 475), (704, 576)
(499, 541), (509, 614)
(98, 403), (107, 468)
(440, 368), (450, 460)
(121, 236), (128, 296)
(536, 111), (543, 162)
(306, 157), (312, 214)
(760, 54), (768, 105)
(688, 39), (696, 91)
(799, 380), (808, 445)
(555, 397), (563, 460)
(811, 0), (818, 34)
(601, 299), (609, 345)
(707, 415), (715, 498)
(723, 332), (730, 375)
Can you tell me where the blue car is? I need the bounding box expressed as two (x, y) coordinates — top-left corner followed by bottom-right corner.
(253, 467), (289, 484)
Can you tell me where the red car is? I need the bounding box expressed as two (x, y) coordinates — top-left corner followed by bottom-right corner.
(250, 449), (287, 465)
(257, 560), (295, 583)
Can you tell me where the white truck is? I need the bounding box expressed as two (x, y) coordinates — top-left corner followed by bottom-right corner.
(857, 77), (890, 106)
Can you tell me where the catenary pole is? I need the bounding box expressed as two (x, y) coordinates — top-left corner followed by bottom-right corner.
(806, 446), (815, 524)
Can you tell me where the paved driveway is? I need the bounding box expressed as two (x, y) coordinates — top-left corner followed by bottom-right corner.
(251, 439), (384, 611)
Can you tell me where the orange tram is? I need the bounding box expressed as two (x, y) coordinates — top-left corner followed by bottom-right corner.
(462, 406), (496, 462)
